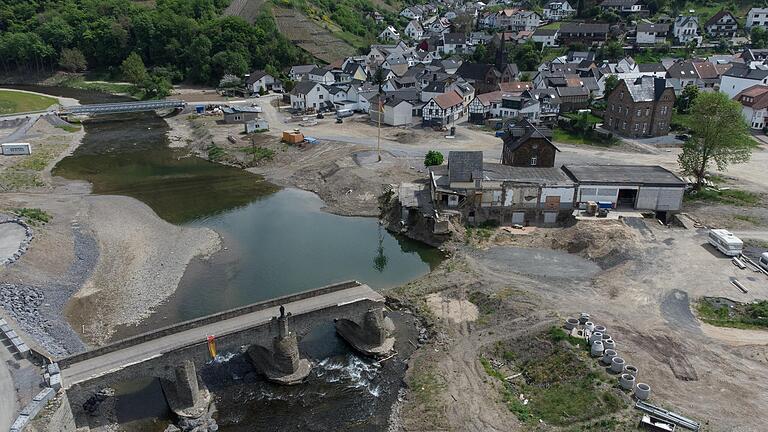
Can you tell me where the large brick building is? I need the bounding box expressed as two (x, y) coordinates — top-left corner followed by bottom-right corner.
(603, 76), (675, 138)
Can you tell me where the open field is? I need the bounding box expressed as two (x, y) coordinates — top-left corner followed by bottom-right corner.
(273, 7), (357, 64)
(223, 0), (268, 23)
(0, 90), (57, 115)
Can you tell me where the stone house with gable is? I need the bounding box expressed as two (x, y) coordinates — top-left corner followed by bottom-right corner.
(603, 76), (675, 138)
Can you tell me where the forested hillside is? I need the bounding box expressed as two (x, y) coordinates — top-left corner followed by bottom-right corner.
(0, 0), (311, 85)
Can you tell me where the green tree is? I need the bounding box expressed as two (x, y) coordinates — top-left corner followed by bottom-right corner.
(676, 84), (699, 114)
(678, 92), (755, 190)
(59, 48), (87, 72)
(472, 44), (488, 63)
(602, 40), (624, 61)
(513, 41), (541, 71)
(603, 75), (619, 96)
(752, 26), (768, 49)
(121, 52), (148, 84)
(424, 150), (444, 167)
(139, 73), (172, 99)
(210, 50), (248, 80)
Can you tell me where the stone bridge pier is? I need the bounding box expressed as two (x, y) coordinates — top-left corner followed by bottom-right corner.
(335, 307), (395, 357)
(247, 309), (312, 385)
(159, 360), (211, 418)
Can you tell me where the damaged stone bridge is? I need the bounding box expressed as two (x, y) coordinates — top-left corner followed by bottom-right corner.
(58, 281), (394, 423)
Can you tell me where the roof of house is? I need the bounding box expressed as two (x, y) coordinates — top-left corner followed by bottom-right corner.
(561, 164), (685, 186)
(433, 90), (465, 109)
(704, 10), (736, 28)
(503, 120), (557, 153)
(423, 81), (447, 93)
(309, 66), (331, 76)
(245, 70), (270, 85)
(483, 164), (570, 183)
(560, 22), (610, 34)
(600, 0), (639, 7)
(638, 63), (666, 73)
(222, 106), (262, 114)
(475, 90), (503, 106)
(666, 60), (698, 79)
(637, 23), (670, 32)
(533, 28), (559, 37)
(290, 64), (317, 74)
(443, 33), (467, 45)
(456, 63), (499, 81)
(621, 76), (673, 102)
(723, 63), (768, 80)
(499, 81), (533, 92)
(556, 86), (590, 97)
(735, 85), (768, 110)
(448, 151), (483, 183)
(674, 15), (698, 26)
(291, 80), (322, 95)
(692, 60), (719, 80)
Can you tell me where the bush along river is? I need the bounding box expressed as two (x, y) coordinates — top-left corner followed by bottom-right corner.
(44, 88), (440, 431)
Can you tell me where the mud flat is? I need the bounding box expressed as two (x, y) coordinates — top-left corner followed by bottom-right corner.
(65, 195), (221, 346)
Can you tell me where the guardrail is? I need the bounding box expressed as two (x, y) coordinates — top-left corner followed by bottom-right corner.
(59, 100), (185, 115)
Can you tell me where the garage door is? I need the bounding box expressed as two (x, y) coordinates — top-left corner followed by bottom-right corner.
(512, 212), (525, 225)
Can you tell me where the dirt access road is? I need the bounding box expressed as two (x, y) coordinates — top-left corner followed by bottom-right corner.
(395, 219), (768, 431)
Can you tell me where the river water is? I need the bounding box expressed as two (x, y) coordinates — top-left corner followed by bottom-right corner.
(18, 86), (439, 431)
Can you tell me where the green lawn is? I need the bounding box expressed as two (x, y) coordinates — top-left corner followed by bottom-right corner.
(541, 21), (561, 29)
(685, 188), (762, 207)
(697, 298), (768, 330)
(0, 89), (58, 115)
(553, 128), (598, 145)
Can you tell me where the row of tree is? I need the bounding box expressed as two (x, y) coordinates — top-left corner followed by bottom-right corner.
(0, 0), (311, 86)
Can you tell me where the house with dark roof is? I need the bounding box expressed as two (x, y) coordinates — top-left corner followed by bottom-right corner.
(673, 14), (701, 44)
(721, 63), (768, 98)
(288, 64), (318, 81)
(455, 63), (501, 94)
(704, 10), (738, 39)
(734, 85), (768, 129)
(440, 33), (469, 55)
(308, 67), (335, 84)
(468, 90), (504, 124)
(636, 23), (670, 44)
(532, 28), (559, 47)
(245, 70), (283, 94)
(603, 76), (675, 138)
(665, 59), (702, 90)
(558, 22), (610, 45)
(502, 120), (558, 167)
(289, 81), (331, 111)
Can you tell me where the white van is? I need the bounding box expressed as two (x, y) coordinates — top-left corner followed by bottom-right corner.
(759, 252), (768, 272)
(708, 229), (743, 257)
(336, 108), (354, 119)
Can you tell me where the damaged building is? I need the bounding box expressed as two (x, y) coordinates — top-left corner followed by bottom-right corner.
(428, 151), (576, 225)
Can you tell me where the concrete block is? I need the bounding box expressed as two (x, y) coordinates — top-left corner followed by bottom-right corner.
(33, 387), (55, 403)
(15, 343), (29, 355)
(20, 400), (44, 418)
(0, 318), (6, 326)
(6, 330), (17, 339)
(0, 324), (10, 333)
(50, 374), (62, 391)
(10, 414), (29, 432)
(47, 363), (61, 375)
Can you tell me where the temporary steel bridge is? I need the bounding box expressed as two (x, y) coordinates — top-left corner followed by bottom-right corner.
(59, 100), (185, 115)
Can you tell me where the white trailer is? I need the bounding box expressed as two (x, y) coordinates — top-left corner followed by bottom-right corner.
(1, 143), (31, 156)
(708, 229), (743, 257)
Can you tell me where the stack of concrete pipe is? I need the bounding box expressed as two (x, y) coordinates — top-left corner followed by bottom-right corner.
(565, 314), (652, 401)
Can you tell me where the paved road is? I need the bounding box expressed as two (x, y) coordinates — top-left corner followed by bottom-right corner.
(62, 283), (382, 387)
(0, 343), (18, 431)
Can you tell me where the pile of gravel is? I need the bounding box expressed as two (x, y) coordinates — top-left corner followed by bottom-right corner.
(0, 225), (97, 357)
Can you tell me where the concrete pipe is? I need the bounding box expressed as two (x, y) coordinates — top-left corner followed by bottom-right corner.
(624, 365), (638, 378)
(604, 339), (616, 350)
(601, 349), (617, 365)
(619, 373), (636, 391)
(610, 357), (625, 373)
(635, 383), (651, 401)
(579, 313), (590, 324)
(590, 340), (604, 357)
(589, 332), (603, 344)
(584, 321), (595, 332)
(565, 318), (579, 330)
(594, 325), (607, 334)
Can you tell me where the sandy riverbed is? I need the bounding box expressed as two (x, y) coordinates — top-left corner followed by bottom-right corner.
(66, 195), (221, 346)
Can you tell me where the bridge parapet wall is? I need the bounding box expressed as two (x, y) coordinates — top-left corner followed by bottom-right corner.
(60, 281), (363, 367)
(64, 294), (382, 411)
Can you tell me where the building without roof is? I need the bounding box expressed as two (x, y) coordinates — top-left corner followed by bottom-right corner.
(734, 85), (768, 130)
(603, 76), (675, 138)
(429, 151), (576, 225)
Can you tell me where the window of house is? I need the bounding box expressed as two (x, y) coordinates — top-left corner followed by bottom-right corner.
(622, 121), (627, 130)
(660, 106), (668, 115)
(636, 109), (641, 117)
(530, 156), (538, 166)
(619, 91), (624, 100)
(645, 107), (650, 116)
